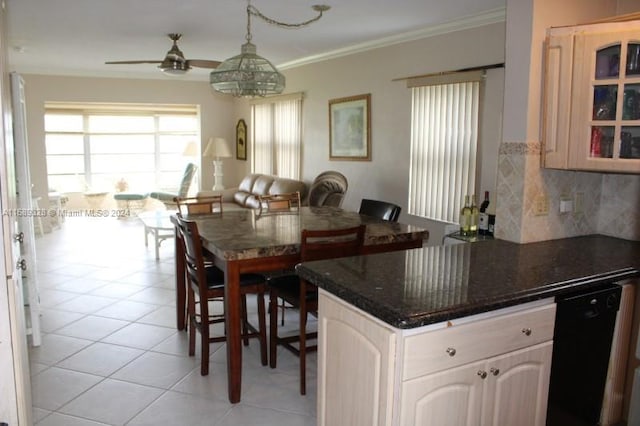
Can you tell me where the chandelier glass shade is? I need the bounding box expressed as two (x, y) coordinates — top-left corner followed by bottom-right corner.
(210, 3), (329, 97)
(210, 42), (284, 97)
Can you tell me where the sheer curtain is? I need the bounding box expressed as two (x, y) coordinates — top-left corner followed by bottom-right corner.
(407, 71), (482, 223)
(251, 93), (302, 179)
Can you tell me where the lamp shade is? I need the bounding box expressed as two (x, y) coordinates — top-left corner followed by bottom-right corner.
(203, 137), (233, 158)
(182, 141), (198, 157)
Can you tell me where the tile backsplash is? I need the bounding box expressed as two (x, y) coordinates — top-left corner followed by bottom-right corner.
(495, 141), (640, 243)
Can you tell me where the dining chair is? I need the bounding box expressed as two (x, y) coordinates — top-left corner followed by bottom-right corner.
(268, 224), (366, 394)
(358, 198), (402, 222)
(175, 195), (223, 215)
(175, 213), (268, 375)
(257, 191), (301, 215)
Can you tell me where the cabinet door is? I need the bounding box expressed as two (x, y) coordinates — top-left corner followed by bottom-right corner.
(318, 291), (396, 426)
(481, 341), (553, 426)
(570, 28), (640, 172)
(542, 31), (574, 169)
(400, 360), (485, 426)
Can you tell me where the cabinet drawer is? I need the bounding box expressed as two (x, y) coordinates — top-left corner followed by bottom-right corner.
(403, 303), (556, 380)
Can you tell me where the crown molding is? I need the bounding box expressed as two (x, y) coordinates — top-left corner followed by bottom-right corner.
(278, 7), (506, 70)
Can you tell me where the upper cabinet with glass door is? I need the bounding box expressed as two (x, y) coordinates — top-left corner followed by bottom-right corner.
(543, 20), (640, 173)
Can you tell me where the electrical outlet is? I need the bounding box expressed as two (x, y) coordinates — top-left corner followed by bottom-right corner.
(534, 194), (549, 216)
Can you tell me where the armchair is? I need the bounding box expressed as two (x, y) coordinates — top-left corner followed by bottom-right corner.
(149, 163), (198, 209)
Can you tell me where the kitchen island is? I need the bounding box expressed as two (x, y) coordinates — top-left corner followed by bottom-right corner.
(296, 235), (640, 426)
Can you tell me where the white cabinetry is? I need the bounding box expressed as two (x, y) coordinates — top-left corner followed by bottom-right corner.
(543, 20), (640, 173)
(317, 290), (556, 426)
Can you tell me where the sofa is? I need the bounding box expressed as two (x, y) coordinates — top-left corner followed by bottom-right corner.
(200, 174), (307, 210)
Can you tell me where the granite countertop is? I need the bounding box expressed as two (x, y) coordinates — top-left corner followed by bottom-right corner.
(186, 206), (428, 261)
(296, 235), (640, 329)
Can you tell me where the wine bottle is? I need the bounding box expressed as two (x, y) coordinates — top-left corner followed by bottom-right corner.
(479, 191), (490, 235)
(459, 195), (471, 236)
(470, 195), (479, 236)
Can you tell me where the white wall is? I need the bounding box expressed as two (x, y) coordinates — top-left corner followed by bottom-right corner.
(20, 74), (245, 207)
(264, 22), (506, 244)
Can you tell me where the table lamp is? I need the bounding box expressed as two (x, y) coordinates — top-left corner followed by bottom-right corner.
(203, 137), (232, 190)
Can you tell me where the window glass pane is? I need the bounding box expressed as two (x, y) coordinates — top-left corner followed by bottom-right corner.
(46, 155), (85, 174)
(45, 134), (84, 154)
(48, 175), (86, 192)
(91, 154), (155, 173)
(45, 114), (83, 132)
(159, 136), (192, 154)
(46, 106), (198, 193)
(90, 135), (155, 153)
(88, 115), (154, 133)
(159, 155), (190, 172)
(159, 115), (197, 132)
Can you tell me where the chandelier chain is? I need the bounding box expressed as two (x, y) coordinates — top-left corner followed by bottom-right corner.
(247, 5), (326, 30)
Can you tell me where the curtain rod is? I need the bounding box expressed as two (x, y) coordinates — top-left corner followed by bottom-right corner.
(392, 63), (505, 82)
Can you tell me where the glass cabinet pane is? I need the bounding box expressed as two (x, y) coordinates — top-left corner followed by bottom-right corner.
(620, 126), (640, 159)
(626, 43), (640, 76)
(595, 45), (621, 79)
(593, 85), (618, 120)
(590, 126), (614, 158)
(623, 84), (640, 120)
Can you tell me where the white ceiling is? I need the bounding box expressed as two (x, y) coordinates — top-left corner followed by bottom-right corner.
(6, 0), (506, 81)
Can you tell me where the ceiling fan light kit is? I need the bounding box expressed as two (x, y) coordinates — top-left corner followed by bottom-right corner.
(105, 33), (220, 76)
(210, 3), (330, 97)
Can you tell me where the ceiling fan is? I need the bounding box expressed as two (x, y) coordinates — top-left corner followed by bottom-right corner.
(105, 33), (220, 75)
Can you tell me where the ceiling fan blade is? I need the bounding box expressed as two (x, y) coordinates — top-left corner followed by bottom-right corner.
(105, 60), (163, 65)
(187, 59), (221, 69)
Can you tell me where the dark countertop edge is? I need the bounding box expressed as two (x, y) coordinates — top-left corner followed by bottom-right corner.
(297, 266), (639, 329)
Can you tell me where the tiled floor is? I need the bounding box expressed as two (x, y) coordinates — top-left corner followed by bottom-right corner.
(29, 216), (317, 426)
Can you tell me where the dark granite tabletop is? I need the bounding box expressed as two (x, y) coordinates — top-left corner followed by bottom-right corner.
(296, 235), (640, 329)
(187, 206), (428, 261)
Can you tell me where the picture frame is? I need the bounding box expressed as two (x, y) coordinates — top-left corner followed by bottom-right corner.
(236, 119), (247, 161)
(329, 93), (371, 161)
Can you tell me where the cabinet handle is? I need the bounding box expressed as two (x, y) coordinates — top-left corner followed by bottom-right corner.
(477, 370), (487, 379)
(490, 367), (500, 376)
(14, 232), (24, 243)
(17, 259), (27, 271)
(445, 347), (456, 357)
(522, 327), (532, 336)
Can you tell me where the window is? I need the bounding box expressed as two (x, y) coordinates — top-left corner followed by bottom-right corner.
(407, 71), (482, 223)
(250, 93), (303, 180)
(45, 104), (199, 193)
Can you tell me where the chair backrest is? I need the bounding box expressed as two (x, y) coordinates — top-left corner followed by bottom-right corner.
(258, 191), (301, 215)
(308, 171), (348, 207)
(300, 225), (365, 262)
(174, 214), (210, 299)
(177, 163), (198, 198)
(358, 199), (402, 222)
(175, 196), (223, 215)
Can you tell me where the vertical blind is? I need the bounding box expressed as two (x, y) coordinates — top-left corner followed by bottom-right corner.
(408, 73), (481, 223)
(251, 93), (303, 180)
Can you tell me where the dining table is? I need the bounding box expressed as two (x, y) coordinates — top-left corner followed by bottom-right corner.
(171, 206), (429, 403)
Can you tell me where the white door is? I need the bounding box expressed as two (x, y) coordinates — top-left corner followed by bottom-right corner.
(11, 72), (40, 346)
(0, 1), (33, 424)
(400, 360), (485, 426)
(481, 342), (553, 426)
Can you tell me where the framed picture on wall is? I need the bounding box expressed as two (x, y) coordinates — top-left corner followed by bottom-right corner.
(329, 93), (371, 161)
(236, 119), (247, 161)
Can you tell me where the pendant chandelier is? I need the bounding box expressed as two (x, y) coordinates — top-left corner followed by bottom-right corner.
(210, 3), (330, 97)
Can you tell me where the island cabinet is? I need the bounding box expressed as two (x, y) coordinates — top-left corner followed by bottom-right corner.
(542, 20), (640, 173)
(317, 290), (556, 426)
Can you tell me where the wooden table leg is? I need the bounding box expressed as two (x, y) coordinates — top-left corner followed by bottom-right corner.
(174, 226), (186, 330)
(225, 260), (242, 403)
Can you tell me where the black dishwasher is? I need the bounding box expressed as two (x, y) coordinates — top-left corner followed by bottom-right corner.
(546, 282), (622, 426)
